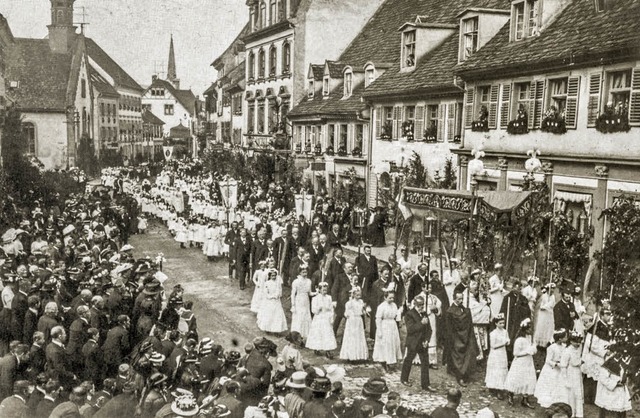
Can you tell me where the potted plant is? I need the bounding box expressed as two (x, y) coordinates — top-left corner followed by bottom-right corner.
(424, 121), (437, 142)
(351, 146), (362, 157)
(402, 120), (414, 141)
(314, 143), (322, 155)
(325, 145), (335, 156)
(507, 104), (529, 135)
(380, 122), (393, 140)
(471, 105), (489, 132)
(541, 105), (567, 134)
(337, 143), (347, 156)
(595, 103), (631, 134)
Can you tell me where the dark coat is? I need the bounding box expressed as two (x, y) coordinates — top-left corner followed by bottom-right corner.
(198, 354), (223, 381)
(554, 298), (577, 332)
(0, 353), (19, 399)
(102, 325), (130, 367)
(22, 309), (39, 345)
(34, 397), (56, 418)
(306, 244), (325, 275)
(330, 271), (352, 308)
(10, 291), (29, 342)
(302, 397), (332, 418)
(91, 393), (137, 418)
(251, 239), (269, 271)
(25, 343), (46, 381)
(407, 273), (427, 305)
(244, 350), (272, 402)
(354, 254), (378, 298)
(45, 342), (75, 387)
(231, 237), (252, 266)
(82, 339), (103, 384)
(404, 308), (432, 352)
(66, 318), (90, 359)
(36, 315), (58, 342)
(325, 256), (345, 289)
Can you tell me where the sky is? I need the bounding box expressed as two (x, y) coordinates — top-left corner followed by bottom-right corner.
(2, 0), (248, 95)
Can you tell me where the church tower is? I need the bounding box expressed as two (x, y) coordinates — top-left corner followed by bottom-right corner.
(48, 0), (77, 53)
(167, 35), (180, 89)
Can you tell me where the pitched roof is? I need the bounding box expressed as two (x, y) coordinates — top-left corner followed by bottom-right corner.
(86, 38), (143, 92)
(222, 61), (246, 90)
(362, 33), (462, 99)
(211, 22), (250, 68)
(89, 64), (119, 97)
(147, 79), (197, 115)
(203, 83), (217, 96)
(339, 0), (506, 68)
(287, 93), (327, 118)
(325, 61), (344, 78)
(6, 38), (73, 111)
(142, 109), (165, 125)
(456, 0), (640, 78)
(288, 81), (367, 118)
(309, 64), (324, 81)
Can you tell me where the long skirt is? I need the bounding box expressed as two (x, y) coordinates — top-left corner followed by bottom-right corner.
(372, 319), (402, 365)
(485, 346), (508, 390)
(339, 316), (368, 361)
(306, 312), (337, 351)
(257, 298), (288, 333)
(504, 355), (537, 395)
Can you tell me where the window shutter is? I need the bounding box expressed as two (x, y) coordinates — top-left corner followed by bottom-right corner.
(565, 76), (580, 129)
(630, 67), (640, 126)
(375, 106), (383, 138)
(455, 102), (463, 139)
(528, 80), (545, 129)
(446, 104), (455, 142)
(348, 124), (354, 152)
(464, 87), (474, 128)
(488, 85), (499, 129)
(392, 106), (401, 139)
(587, 73), (602, 127)
(415, 105), (425, 140)
(436, 104), (445, 142)
(499, 83), (512, 129)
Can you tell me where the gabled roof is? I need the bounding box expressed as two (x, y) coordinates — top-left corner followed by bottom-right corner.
(288, 81), (367, 119)
(89, 64), (119, 97)
(324, 61), (344, 78)
(142, 109), (165, 125)
(363, 33), (462, 99)
(203, 82), (217, 96)
(146, 78), (197, 115)
(6, 38), (73, 112)
(86, 38), (143, 92)
(308, 64), (324, 81)
(211, 22), (250, 68)
(170, 122), (191, 138)
(456, 0), (640, 79)
(221, 61), (246, 90)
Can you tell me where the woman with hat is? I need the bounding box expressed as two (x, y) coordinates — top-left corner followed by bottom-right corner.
(339, 286), (368, 362)
(281, 331), (304, 371)
(372, 290), (402, 371)
(170, 393), (200, 417)
(306, 282), (337, 359)
(290, 264), (313, 339)
(485, 313), (510, 399)
(303, 374), (332, 418)
(560, 331), (584, 417)
(504, 318), (537, 408)
(535, 329), (568, 408)
(284, 371), (307, 418)
(353, 377), (388, 417)
(257, 268), (288, 334)
(534, 282), (556, 347)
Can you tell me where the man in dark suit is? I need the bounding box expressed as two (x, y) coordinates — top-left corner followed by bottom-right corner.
(298, 215), (310, 244)
(102, 315), (131, 378)
(0, 380), (30, 417)
(554, 287), (578, 333)
(0, 341), (28, 400)
(400, 295), (436, 392)
(325, 248), (345, 289)
(224, 221), (240, 278)
(499, 279), (532, 361)
(354, 245), (378, 299)
(288, 247), (306, 284)
(326, 223), (342, 250)
(368, 267), (392, 339)
(82, 328), (103, 387)
(264, 239), (279, 267)
(22, 296), (40, 346)
(66, 305), (91, 375)
(10, 281), (29, 343)
(45, 326), (75, 389)
(251, 229), (269, 273)
(89, 296), (110, 343)
(25, 332), (46, 381)
(255, 214), (273, 240)
(244, 338), (274, 405)
(407, 263), (429, 305)
(231, 228), (252, 290)
(306, 236), (325, 276)
(331, 263), (355, 337)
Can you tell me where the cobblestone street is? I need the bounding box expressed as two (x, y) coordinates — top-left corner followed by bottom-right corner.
(129, 222), (568, 418)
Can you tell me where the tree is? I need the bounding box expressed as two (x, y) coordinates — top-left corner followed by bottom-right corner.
(440, 157), (457, 189)
(405, 151), (431, 188)
(77, 134), (100, 177)
(334, 167), (366, 208)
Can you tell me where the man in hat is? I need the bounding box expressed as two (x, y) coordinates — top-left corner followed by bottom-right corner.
(244, 337), (274, 404)
(303, 374), (332, 418)
(353, 377), (388, 417)
(140, 372), (169, 418)
(216, 380), (243, 418)
(554, 285), (578, 333)
(284, 371), (307, 418)
(400, 295), (436, 392)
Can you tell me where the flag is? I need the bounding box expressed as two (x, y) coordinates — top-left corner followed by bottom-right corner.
(396, 187), (412, 219)
(163, 146), (174, 160)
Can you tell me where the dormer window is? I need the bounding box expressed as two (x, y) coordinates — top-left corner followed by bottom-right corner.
(595, 0), (611, 12)
(344, 71), (353, 97)
(365, 67), (375, 87)
(323, 76), (329, 96)
(512, 0), (539, 41)
(462, 17), (478, 60)
(402, 30), (416, 69)
(308, 80), (314, 98)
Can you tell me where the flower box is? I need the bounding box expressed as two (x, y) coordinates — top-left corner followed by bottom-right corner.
(595, 105), (631, 134)
(507, 106), (529, 135)
(402, 121), (414, 141)
(325, 146), (334, 156)
(541, 114), (567, 134)
(351, 147), (362, 157)
(337, 146), (347, 156)
(380, 122), (393, 140)
(471, 119), (489, 132)
(294, 143), (301, 153)
(423, 125), (437, 142)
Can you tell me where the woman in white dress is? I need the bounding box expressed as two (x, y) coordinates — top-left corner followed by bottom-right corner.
(533, 283), (556, 347)
(306, 282), (337, 359)
(290, 265), (313, 339)
(175, 218), (188, 248)
(561, 331), (584, 417)
(535, 329), (568, 408)
(485, 314), (510, 399)
(372, 291), (402, 371)
(257, 268), (288, 334)
(488, 267), (505, 319)
(251, 261), (268, 314)
(339, 286), (368, 362)
(504, 318), (537, 409)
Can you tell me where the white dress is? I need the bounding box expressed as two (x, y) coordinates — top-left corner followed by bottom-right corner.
(485, 328), (509, 390)
(290, 277), (312, 339)
(257, 279), (288, 333)
(535, 342), (567, 407)
(504, 336), (537, 395)
(175, 220), (188, 243)
(533, 293), (555, 346)
(251, 269), (267, 314)
(595, 367), (632, 413)
(372, 301), (402, 365)
(488, 275), (505, 319)
(561, 345), (584, 417)
(306, 294), (337, 351)
(339, 298), (368, 361)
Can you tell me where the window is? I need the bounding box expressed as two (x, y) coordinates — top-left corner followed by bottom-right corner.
(512, 0), (539, 41)
(323, 77), (329, 96)
(355, 124), (364, 149)
(248, 52), (255, 80)
(257, 102), (265, 133)
(606, 69), (632, 112)
(340, 124), (348, 148)
(142, 104), (152, 112)
(405, 105), (415, 136)
(258, 49), (266, 78)
(282, 42), (291, 73)
(383, 106), (393, 125)
(269, 0), (276, 25)
(365, 68), (375, 87)
(308, 80), (314, 98)
(595, 0), (609, 12)
(328, 124), (335, 148)
(548, 78), (568, 115)
(248, 102), (255, 132)
(81, 79), (86, 98)
(260, 2), (267, 29)
(528, 0), (539, 36)
(402, 30), (416, 68)
(22, 122), (36, 155)
(513, 82), (531, 115)
(268, 102), (277, 132)
(250, 9), (256, 31)
(514, 2), (525, 40)
(100, 103), (105, 116)
(344, 72), (353, 97)
(164, 104), (174, 115)
(477, 85), (490, 116)
(462, 17), (478, 60)
(269, 46), (277, 76)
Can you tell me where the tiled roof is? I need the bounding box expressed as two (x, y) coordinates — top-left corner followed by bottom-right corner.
(362, 33), (462, 99)
(310, 65), (324, 81)
(339, 0), (506, 68)
(223, 61), (246, 89)
(288, 82), (366, 118)
(86, 38), (143, 92)
(325, 61), (344, 78)
(89, 64), (119, 97)
(6, 38), (73, 111)
(456, 0), (640, 78)
(142, 109), (165, 125)
(211, 22), (250, 68)
(203, 83), (216, 96)
(287, 93), (327, 118)
(147, 79), (197, 115)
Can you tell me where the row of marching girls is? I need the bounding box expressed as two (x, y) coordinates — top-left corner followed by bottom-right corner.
(485, 309), (632, 417)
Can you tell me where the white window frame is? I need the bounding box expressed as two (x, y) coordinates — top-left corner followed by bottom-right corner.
(548, 77), (568, 115)
(308, 80), (314, 98)
(365, 67), (375, 87)
(462, 17), (478, 60)
(512, 0), (540, 41)
(402, 30), (416, 69)
(323, 76), (329, 96)
(344, 71), (353, 97)
(605, 69), (632, 113)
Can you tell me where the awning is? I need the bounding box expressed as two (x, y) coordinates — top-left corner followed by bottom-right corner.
(553, 191), (592, 203)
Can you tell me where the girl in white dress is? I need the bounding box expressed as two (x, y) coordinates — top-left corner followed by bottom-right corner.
(372, 291), (402, 371)
(504, 318), (537, 409)
(306, 282), (337, 358)
(489, 270), (505, 319)
(137, 215), (148, 234)
(535, 329), (568, 407)
(257, 268), (288, 334)
(251, 261), (268, 314)
(534, 283), (556, 347)
(290, 266), (313, 339)
(485, 314), (510, 399)
(175, 218), (188, 248)
(595, 354), (633, 416)
(194, 218), (206, 248)
(561, 331), (584, 417)
(339, 286), (368, 362)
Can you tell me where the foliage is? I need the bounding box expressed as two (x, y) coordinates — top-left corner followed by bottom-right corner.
(333, 167), (366, 208)
(99, 148), (124, 168)
(77, 134), (100, 177)
(439, 157), (457, 190)
(600, 197), (640, 390)
(595, 103), (630, 134)
(404, 151), (431, 189)
(548, 211), (592, 283)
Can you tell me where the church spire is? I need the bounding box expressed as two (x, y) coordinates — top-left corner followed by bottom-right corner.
(167, 35), (180, 89)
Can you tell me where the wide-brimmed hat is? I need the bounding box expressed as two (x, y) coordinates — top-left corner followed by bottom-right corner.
(148, 372), (167, 387)
(286, 371), (307, 388)
(149, 352), (166, 364)
(120, 244), (135, 252)
(142, 281), (162, 295)
(62, 225), (75, 236)
(308, 376), (332, 393)
(171, 394), (200, 417)
(285, 331), (304, 348)
(362, 377), (389, 395)
(225, 350), (241, 363)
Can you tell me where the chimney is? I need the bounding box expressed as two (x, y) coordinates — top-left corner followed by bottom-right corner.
(152, 74), (158, 82)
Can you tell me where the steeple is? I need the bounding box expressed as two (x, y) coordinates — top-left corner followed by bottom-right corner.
(48, 0), (77, 53)
(167, 35), (180, 89)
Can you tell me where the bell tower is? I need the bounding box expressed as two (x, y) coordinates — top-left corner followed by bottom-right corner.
(48, 0), (77, 53)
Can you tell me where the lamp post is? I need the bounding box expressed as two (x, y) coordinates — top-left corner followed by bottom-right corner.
(466, 151), (484, 269)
